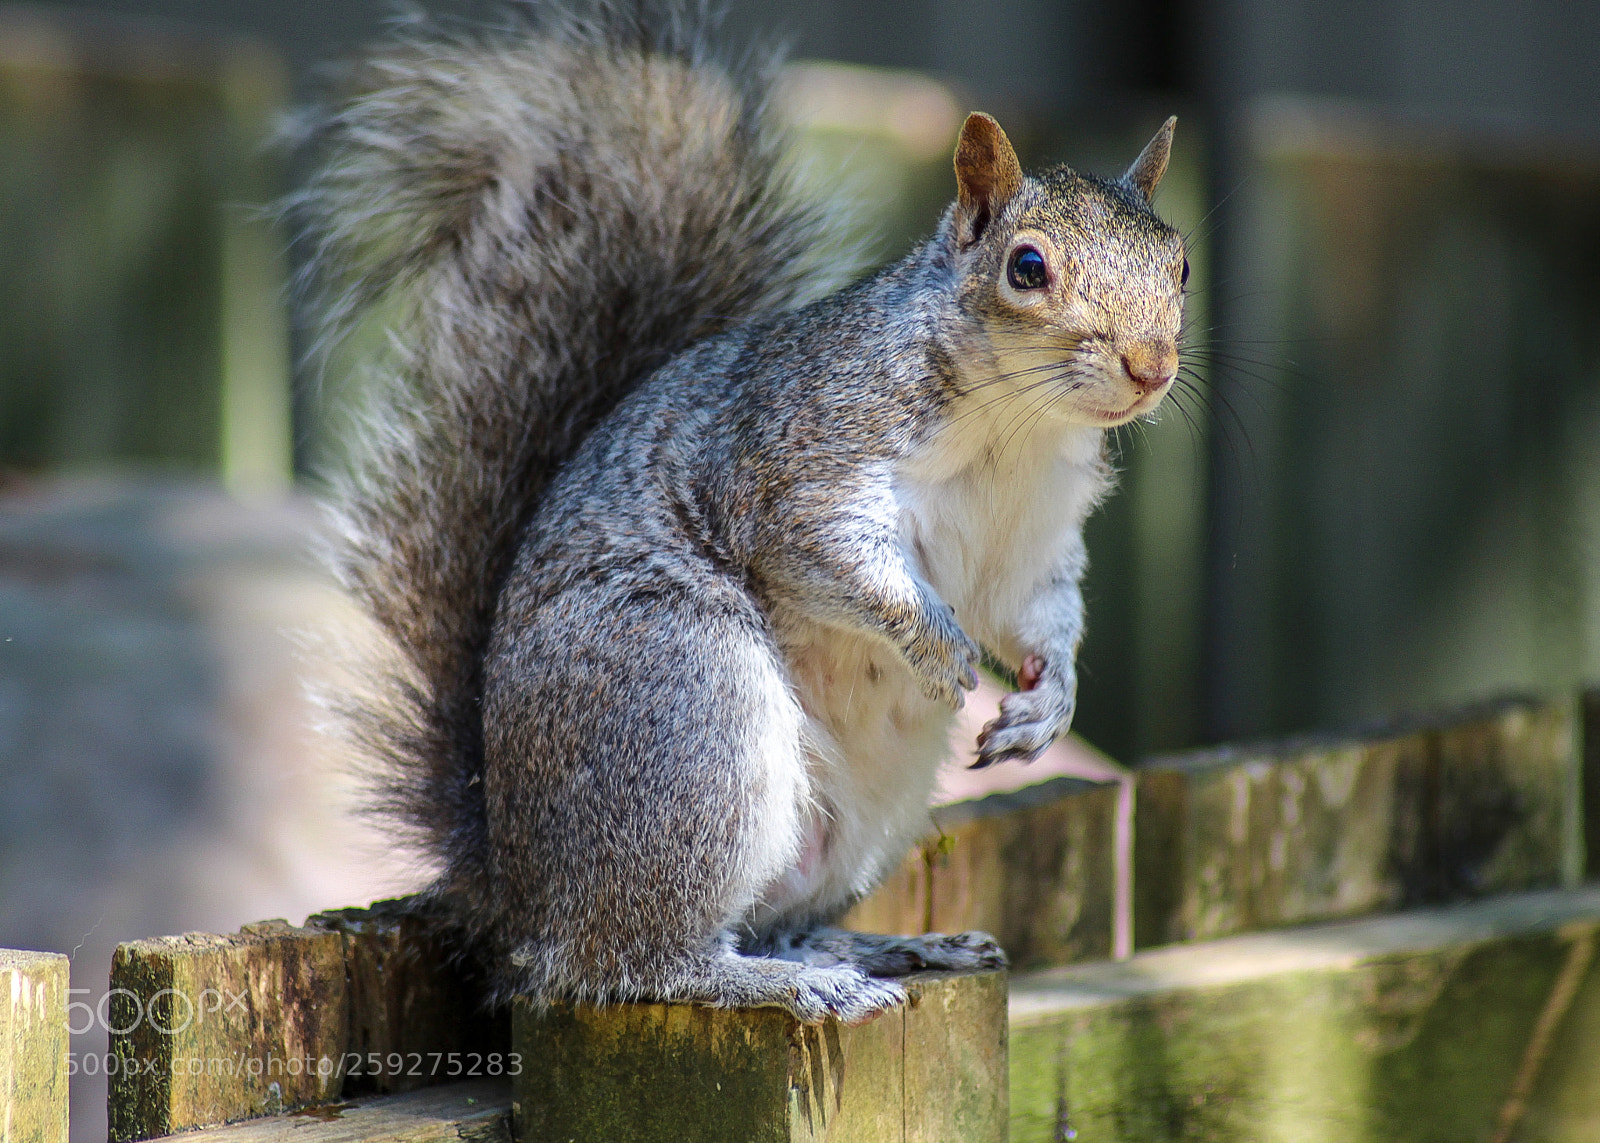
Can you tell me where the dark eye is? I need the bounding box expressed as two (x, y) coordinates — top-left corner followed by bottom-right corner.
(1180, 258), (1191, 286)
(1007, 246), (1049, 291)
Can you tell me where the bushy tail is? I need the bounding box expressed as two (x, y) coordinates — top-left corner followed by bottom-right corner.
(296, 4), (851, 894)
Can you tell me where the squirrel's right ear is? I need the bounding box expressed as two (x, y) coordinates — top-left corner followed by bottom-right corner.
(1124, 117), (1177, 202)
(953, 113), (1023, 248)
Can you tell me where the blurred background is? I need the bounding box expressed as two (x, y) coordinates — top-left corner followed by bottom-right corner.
(0, 0), (1596, 1137)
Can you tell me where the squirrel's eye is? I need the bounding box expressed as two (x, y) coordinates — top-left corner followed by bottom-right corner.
(1007, 247), (1049, 291)
(1180, 258), (1191, 286)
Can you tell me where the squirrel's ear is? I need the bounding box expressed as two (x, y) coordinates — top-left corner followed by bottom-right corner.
(953, 112), (1023, 247)
(1124, 116), (1177, 202)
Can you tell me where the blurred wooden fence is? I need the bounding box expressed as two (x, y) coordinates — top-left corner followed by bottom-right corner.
(4, 688), (1596, 1141)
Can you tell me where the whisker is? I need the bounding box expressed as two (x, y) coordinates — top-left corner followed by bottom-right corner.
(1182, 175), (1251, 249)
(936, 366), (1078, 436)
(978, 371), (1075, 452)
(1161, 383), (1208, 453)
(994, 376), (1075, 458)
(1202, 381), (1258, 471)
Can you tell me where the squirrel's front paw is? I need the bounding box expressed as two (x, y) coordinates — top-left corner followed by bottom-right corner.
(973, 656), (1076, 768)
(900, 604), (980, 708)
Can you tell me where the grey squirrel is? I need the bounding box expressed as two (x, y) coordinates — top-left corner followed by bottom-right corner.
(301, 3), (1186, 1025)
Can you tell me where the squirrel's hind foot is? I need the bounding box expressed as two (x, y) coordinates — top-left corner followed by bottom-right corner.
(687, 951), (906, 1026)
(531, 945), (909, 1026)
(763, 926), (1009, 976)
(778, 965), (907, 1025)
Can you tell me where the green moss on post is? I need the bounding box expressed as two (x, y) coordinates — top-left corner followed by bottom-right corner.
(1, 948), (69, 1143)
(903, 968), (1008, 1141)
(1432, 697), (1583, 895)
(108, 921), (348, 1141)
(1135, 697), (1583, 948)
(1134, 733), (1431, 946)
(1010, 886), (1600, 1143)
(307, 898), (508, 1096)
(512, 969), (1007, 1142)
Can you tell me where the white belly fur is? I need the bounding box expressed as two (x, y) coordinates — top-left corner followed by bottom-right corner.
(749, 418), (1109, 930)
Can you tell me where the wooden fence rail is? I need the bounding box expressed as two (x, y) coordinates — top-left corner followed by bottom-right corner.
(849, 693), (1586, 964)
(107, 908), (503, 1141)
(1, 947), (69, 1143)
(106, 906), (1005, 1142)
(90, 687), (1596, 1142)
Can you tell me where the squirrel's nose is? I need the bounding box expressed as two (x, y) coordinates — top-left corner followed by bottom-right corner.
(1121, 345), (1177, 394)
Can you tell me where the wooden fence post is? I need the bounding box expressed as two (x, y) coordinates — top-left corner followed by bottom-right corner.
(848, 777), (1124, 970)
(1134, 696), (1582, 947)
(108, 921), (348, 1141)
(513, 969), (1008, 1142)
(1, 948), (69, 1143)
(108, 900), (512, 1140)
(306, 900), (508, 1096)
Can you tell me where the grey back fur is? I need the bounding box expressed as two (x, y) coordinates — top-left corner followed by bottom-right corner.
(295, 3), (854, 885)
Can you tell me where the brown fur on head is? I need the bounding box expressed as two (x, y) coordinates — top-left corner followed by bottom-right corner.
(948, 114), (1188, 428)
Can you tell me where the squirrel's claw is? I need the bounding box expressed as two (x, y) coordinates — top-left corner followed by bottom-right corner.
(971, 728), (1051, 769)
(902, 605), (981, 709)
(783, 967), (907, 1026)
(972, 665), (1076, 768)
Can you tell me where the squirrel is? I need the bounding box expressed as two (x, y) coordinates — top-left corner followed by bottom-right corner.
(299, 3), (1186, 1025)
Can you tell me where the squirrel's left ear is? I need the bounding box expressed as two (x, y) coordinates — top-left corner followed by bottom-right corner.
(1124, 116), (1177, 202)
(954, 112), (1023, 247)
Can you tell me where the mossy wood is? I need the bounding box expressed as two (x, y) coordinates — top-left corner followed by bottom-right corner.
(846, 778), (1120, 969)
(1009, 885), (1600, 1143)
(513, 969), (1007, 1142)
(1, 948), (69, 1143)
(851, 695), (1580, 971)
(98, 688), (1591, 1140)
(1135, 695), (1582, 948)
(109, 901), (508, 1140)
(306, 900), (509, 1096)
(109, 921), (349, 1141)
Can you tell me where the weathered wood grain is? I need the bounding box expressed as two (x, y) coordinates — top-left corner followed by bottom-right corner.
(512, 969), (1008, 1143)
(1134, 696), (1583, 947)
(846, 778), (1121, 969)
(307, 899), (507, 1096)
(108, 921), (348, 1141)
(903, 968), (1008, 1142)
(1, 948), (69, 1143)
(1431, 697), (1583, 895)
(1010, 885), (1600, 1143)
